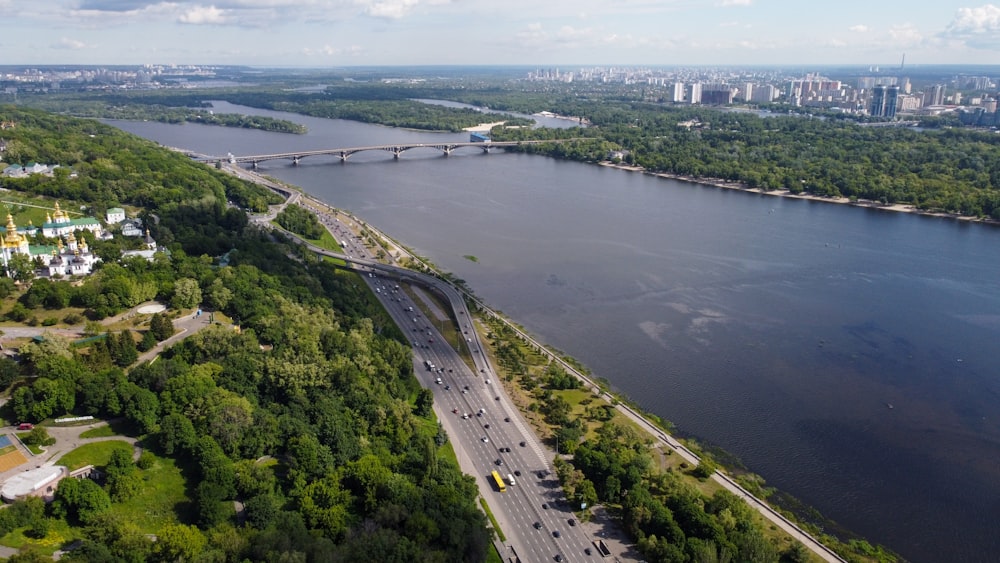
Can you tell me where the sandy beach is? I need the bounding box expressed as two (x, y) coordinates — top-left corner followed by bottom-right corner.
(463, 121), (505, 132)
(597, 161), (998, 225)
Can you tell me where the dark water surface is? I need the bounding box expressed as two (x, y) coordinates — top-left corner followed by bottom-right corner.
(110, 103), (1000, 563)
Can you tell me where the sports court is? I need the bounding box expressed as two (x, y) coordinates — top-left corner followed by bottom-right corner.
(0, 435), (29, 472)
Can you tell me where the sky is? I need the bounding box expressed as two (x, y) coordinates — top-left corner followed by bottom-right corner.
(1, 0), (999, 67)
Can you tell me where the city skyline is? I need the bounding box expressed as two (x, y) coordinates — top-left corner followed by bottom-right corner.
(1, 1), (999, 67)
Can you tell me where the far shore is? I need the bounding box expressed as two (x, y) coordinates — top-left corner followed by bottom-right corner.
(598, 161), (999, 225)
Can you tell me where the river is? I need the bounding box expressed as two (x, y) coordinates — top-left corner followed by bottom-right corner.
(108, 102), (1000, 563)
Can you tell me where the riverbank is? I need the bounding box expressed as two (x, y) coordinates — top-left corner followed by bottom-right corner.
(598, 161), (999, 226)
(463, 121), (506, 132)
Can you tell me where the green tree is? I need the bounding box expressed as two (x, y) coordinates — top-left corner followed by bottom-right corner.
(153, 523), (207, 562)
(104, 448), (141, 502)
(149, 312), (175, 341)
(172, 277), (202, 310)
(6, 252), (36, 283)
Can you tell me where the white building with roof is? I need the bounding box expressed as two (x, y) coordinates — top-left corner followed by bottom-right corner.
(1, 465), (67, 502)
(106, 207), (126, 224)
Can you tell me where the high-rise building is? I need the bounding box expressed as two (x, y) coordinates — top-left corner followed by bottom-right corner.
(751, 84), (777, 103)
(669, 82), (685, 103)
(870, 85), (899, 117)
(687, 83), (702, 104)
(923, 84), (946, 107)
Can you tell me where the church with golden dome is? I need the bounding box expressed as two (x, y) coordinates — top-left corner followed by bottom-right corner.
(40, 201), (102, 238)
(2, 212), (100, 278)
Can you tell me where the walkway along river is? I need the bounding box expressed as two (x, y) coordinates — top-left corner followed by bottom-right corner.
(109, 104), (1000, 563)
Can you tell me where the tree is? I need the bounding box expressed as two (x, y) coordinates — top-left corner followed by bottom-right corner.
(20, 426), (55, 447)
(52, 477), (111, 525)
(0, 357), (19, 391)
(149, 313), (175, 342)
(6, 252), (36, 283)
(110, 331), (138, 367)
(153, 523), (206, 562)
(172, 277), (202, 310)
(104, 448), (141, 502)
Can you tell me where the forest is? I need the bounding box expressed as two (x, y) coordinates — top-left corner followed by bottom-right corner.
(0, 106), (491, 562)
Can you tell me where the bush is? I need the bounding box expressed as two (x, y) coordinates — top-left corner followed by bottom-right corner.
(21, 427), (56, 447)
(41, 317), (58, 327)
(63, 312), (84, 325)
(136, 451), (155, 470)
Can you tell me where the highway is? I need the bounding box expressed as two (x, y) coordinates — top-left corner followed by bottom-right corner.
(304, 213), (601, 563)
(234, 163), (844, 563)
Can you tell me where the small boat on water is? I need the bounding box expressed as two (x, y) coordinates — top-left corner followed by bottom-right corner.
(886, 403), (894, 410)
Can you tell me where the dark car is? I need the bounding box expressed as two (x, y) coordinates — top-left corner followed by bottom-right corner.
(584, 547), (592, 555)
(568, 519), (576, 526)
(495, 459), (503, 466)
(520, 441), (526, 447)
(514, 470), (521, 477)
(505, 417), (511, 422)
(484, 424), (490, 429)
(555, 556), (562, 563)
(542, 503), (548, 509)
(552, 530), (560, 538)
(533, 522), (542, 529)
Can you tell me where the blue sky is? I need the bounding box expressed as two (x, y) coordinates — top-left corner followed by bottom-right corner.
(1, 0), (999, 67)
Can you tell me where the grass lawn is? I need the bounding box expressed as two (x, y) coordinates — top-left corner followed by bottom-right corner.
(55, 440), (133, 471)
(0, 517), (81, 555)
(109, 453), (192, 533)
(79, 426), (117, 439)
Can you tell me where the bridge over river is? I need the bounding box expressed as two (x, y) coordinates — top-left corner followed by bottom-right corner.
(210, 139), (576, 168)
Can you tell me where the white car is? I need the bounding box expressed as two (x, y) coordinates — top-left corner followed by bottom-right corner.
(482, 436), (489, 443)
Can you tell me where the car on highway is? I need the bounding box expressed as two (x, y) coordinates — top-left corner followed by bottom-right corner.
(568, 519), (576, 526)
(481, 436), (488, 443)
(484, 424), (490, 429)
(495, 458), (503, 466)
(514, 470), (521, 477)
(520, 441), (526, 447)
(542, 503), (548, 509)
(584, 547), (592, 555)
(554, 556), (562, 562)
(552, 530), (560, 538)
(504, 417), (511, 422)
(533, 522), (542, 529)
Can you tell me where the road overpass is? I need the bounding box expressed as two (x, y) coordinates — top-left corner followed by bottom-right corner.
(212, 139), (576, 168)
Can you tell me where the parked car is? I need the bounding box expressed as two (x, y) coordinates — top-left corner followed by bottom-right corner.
(16, 423), (33, 430)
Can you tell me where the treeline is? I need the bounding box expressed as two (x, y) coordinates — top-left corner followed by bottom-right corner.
(492, 103), (1000, 220)
(0, 108), (491, 561)
(0, 105), (284, 214)
(16, 87), (534, 133)
(16, 97), (306, 133)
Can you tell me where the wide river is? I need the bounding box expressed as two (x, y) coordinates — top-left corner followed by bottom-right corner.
(110, 102), (1000, 563)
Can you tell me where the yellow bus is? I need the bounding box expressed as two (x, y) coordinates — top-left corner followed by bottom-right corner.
(491, 470), (507, 492)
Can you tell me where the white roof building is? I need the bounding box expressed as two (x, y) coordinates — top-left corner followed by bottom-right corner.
(1, 465), (67, 502)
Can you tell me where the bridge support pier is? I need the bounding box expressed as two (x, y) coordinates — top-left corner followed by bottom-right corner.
(340, 152), (348, 162)
(292, 156), (300, 166)
(251, 160), (258, 170)
(392, 149), (401, 160)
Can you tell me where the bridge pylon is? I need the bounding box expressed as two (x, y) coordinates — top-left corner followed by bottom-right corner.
(292, 156), (300, 166)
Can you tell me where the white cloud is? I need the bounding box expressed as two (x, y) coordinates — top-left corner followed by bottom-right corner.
(887, 22), (922, 45)
(718, 0), (751, 5)
(54, 37), (90, 50)
(941, 4), (1000, 48)
(360, 0), (451, 19)
(303, 43), (364, 56)
(849, 24), (869, 33)
(178, 5), (227, 24)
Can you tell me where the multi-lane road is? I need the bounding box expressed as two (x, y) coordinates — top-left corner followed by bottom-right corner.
(304, 213), (602, 563)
